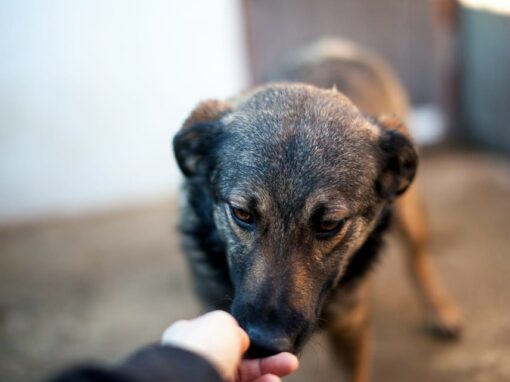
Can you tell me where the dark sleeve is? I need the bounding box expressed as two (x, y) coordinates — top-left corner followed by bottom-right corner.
(48, 344), (224, 382)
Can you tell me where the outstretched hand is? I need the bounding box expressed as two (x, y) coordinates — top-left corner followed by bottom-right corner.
(162, 311), (299, 382)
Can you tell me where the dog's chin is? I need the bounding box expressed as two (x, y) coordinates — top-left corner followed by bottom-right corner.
(245, 337), (300, 359)
(293, 328), (313, 354)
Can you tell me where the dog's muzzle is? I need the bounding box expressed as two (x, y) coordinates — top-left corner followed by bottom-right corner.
(231, 296), (310, 357)
(245, 325), (293, 358)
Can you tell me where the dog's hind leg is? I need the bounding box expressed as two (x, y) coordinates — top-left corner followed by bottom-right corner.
(324, 282), (371, 382)
(395, 182), (462, 339)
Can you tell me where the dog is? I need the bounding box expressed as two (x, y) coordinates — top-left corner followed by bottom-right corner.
(173, 39), (461, 382)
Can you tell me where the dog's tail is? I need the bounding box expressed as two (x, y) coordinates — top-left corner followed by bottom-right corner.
(267, 37), (409, 118)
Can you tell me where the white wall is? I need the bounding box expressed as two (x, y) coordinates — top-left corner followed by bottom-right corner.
(0, 0), (248, 224)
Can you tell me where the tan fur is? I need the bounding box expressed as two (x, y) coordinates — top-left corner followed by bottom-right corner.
(290, 262), (314, 312)
(182, 99), (232, 130)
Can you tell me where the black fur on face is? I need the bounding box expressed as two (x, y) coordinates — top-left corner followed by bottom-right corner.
(173, 83), (417, 356)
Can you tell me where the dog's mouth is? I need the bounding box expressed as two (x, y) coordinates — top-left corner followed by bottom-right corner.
(231, 291), (316, 357)
(242, 324), (312, 358)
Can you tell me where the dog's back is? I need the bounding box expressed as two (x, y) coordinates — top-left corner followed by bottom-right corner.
(269, 38), (409, 117)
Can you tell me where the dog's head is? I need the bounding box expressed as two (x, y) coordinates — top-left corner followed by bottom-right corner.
(174, 84), (417, 356)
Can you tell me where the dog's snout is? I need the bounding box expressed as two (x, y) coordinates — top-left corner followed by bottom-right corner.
(231, 292), (312, 357)
(246, 325), (293, 358)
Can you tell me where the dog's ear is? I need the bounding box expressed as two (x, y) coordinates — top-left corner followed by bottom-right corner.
(371, 115), (418, 200)
(173, 100), (232, 177)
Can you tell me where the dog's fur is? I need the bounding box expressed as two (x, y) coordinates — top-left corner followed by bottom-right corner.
(173, 39), (461, 382)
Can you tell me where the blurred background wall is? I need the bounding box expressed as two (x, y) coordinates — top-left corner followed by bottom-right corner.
(0, 0), (248, 224)
(459, 0), (510, 152)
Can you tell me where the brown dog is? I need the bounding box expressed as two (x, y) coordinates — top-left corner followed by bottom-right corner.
(173, 39), (461, 382)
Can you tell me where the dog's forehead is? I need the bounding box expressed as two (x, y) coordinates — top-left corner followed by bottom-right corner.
(224, 84), (378, 151)
(216, 85), (380, 210)
(228, 84), (368, 131)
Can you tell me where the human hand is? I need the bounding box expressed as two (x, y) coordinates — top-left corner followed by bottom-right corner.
(161, 310), (298, 382)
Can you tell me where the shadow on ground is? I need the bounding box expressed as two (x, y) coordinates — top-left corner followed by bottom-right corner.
(1, 150), (509, 382)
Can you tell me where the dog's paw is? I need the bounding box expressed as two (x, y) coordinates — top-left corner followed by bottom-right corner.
(424, 299), (463, 340)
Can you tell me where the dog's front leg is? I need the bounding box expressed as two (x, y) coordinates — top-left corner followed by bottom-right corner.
(323, 281), (371, 382)
(395, 182), (462, 338)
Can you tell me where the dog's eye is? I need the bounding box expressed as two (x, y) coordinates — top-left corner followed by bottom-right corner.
(231, 206), (255, 228)
(315, 220), (345, 239)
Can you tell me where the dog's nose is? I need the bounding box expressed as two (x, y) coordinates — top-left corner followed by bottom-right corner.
(245, 326), (293, 358)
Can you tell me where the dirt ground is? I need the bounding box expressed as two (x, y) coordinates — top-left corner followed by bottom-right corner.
(1, 149), (509, 382)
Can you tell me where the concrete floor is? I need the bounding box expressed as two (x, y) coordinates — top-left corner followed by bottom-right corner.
(1, 149), (509, 382)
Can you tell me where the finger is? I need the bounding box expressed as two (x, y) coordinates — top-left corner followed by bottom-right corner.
(259, 353), (299, 376)
(238, 327), (250, 353)
(251, 374), (281, 382)
(161, 320), (190, 344)
(202, 310), (238, 326)
(238, 357), (262, 382)
(239, 352), (299, 381)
